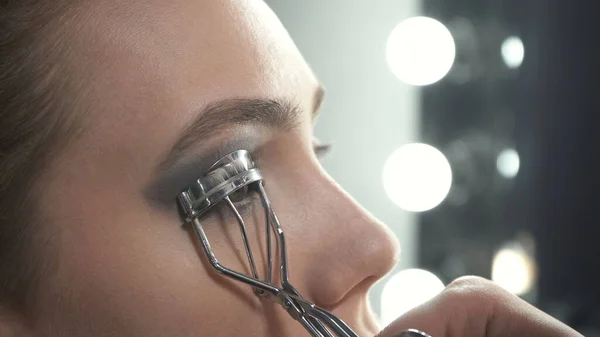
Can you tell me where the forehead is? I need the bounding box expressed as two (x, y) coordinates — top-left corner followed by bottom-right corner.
(64, 0), (317, 164)
(85, 0), (311, 83)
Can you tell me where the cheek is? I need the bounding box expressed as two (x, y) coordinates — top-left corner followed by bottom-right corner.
(37, 127), (318, 335)
(41, 187), (271, 335)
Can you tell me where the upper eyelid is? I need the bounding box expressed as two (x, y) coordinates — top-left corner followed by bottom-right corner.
(312, 137), (332, 158)
(195, 189), (261, 223)
(175, 139), (324, 222)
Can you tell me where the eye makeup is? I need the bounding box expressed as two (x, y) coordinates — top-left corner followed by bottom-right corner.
(203, 188), (262, 222)
(146, 134), (329, 212)
(144, 136), (259, 208)
(175, 149), (366, 337)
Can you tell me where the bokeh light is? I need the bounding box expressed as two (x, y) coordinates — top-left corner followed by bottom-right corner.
(492, 244), (536, 295)
(501, 36), (525, 69)
(496, 148), (520, 179)
(381, 269), (445, 326)
(386, 16), (456, 86)
(383, 143), (453, 212)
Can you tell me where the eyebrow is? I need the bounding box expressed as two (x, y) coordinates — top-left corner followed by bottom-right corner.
(158, 86), (325, 173)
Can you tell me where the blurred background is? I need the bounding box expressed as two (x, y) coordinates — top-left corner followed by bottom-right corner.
(267, 0), (600, 334)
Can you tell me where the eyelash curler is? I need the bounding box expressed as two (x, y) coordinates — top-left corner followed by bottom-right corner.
(177, 150), (430, 337)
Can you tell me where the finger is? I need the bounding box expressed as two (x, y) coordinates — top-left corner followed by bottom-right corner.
(376, 276), (583, 337)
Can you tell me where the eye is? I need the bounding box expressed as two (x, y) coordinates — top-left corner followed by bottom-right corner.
(312, 137), (332, 159)
(228, 185), (261, 214)
(229, 186), (249, 203)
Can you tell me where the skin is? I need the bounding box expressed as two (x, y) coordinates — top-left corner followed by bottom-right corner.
(24, 0), (400, 336)
(378, 277), (583, 337)
(0, 1), (583, 336)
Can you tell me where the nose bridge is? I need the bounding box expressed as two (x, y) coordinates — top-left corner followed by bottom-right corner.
(283, 166), (400, 308)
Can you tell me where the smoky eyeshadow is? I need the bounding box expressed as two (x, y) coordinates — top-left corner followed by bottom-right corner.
(144, 137), (258, 210)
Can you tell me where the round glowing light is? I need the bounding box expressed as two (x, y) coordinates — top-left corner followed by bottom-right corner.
(386, 16), (456, 86)
(501, 36), (525, 69)
(383, 143), (452, 212)
(496, 148), (520, 179)
(492, 246), (536, 295)
(381, 269), (445, 326)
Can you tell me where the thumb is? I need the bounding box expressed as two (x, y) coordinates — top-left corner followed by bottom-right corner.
(376, 276), (582, 337)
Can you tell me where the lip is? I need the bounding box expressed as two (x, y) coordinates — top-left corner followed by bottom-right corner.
(363, 304), (384, 336)
(348, 306), (381, 337)
(320, 283), (382, 337)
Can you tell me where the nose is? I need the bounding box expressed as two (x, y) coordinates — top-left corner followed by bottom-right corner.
(274, 160), (400, 308)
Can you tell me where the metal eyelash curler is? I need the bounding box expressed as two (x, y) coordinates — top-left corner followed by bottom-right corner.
(177, 150), (430, 337)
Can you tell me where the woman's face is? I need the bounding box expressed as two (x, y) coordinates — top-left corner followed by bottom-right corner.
(36, 0), (399, 336)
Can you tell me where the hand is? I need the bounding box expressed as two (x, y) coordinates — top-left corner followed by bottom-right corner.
(377, 276), (583, 337)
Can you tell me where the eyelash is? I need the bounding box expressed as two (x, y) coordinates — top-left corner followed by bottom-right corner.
(312, 137), (332, 159)
(223, 140), (330, 215)
(192, 139), (331, 221)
